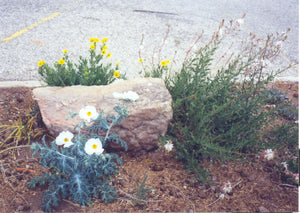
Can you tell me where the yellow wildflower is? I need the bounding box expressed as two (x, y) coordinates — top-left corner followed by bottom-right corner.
(138, 58), (143, 63)
(90, 44), (95, 50)
(101, 50), (106, 55)
(101, 37), (108, 43)
(58, 59), (65, 65)
(102, 46), (108, 50)
(85, 71), (89, 75)
(89, 37), (99, 43)
(63, 49), (68, 54)
(116, 62), (120, 66)
(107, 53), (112, 58)
(160, 60), (167, 66)
(37, 60), (45, 66)
(113, 71), (120, 78)
(166, 60), (170, 64)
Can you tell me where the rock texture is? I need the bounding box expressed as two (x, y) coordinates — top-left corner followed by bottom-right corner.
(33, 78), (173, 152)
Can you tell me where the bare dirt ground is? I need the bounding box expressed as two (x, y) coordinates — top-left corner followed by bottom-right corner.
(0, 81), (298, 212)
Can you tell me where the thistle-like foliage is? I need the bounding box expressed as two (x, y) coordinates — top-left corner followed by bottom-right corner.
(29, 105), (128, 212)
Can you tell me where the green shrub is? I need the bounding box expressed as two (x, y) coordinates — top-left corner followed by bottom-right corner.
(37, 37), (125, 86)
(142, 23), (297, 182)
(165, 41), (277, 166)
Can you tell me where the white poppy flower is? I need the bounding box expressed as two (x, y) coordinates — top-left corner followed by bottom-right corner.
(164, 140), (174, 152)
(79, 105), (99, 122)
(112, 92), (124, 99)
(84, 138), (104, 155)
(56, 131), (74, 148)
(113, 91), (139, 101)
(124, 91), (139, 101)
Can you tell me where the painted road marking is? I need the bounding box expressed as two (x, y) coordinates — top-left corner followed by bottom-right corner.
(1, 0), (85, 43)
(2, 12), (60, 42)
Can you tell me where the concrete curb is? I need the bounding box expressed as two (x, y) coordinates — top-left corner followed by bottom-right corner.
(0, 77), (298, 89)
(0, 81), (42, 88)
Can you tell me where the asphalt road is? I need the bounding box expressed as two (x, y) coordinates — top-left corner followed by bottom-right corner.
(0, 0), (298, 81)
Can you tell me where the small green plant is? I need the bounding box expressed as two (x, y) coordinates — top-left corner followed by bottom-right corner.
(133, 174), (153, 206)
(28, 105), (129, 212)
(262, 121), (298, 183)
(0, 100), (43, 155)
(277, 104), (298, 121)
(37, 37), (125, 86)
(260, 87), (298, 121)
(260, 87), (288, 105)
(139, 59), (171, 78)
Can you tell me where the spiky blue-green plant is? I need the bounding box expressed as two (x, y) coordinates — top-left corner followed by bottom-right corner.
(28, 105), (128, 212)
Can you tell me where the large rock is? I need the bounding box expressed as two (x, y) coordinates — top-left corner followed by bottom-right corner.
(33, 78), (173, 152)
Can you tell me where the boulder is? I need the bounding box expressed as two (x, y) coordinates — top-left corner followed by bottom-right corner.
(32, 78), (173, 152)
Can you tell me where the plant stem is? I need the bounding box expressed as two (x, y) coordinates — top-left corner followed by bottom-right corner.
(0, 145), (30, 155)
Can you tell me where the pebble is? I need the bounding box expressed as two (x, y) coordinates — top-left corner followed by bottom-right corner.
(258, 206), (270, 212)
(150, 164), (164, 172)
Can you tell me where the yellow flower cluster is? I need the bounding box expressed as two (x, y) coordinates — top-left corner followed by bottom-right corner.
(37, 60), (45, 66)
(113, 71), (120, 78)
(58, 59), (65, 65)
(101, 37), (108, 43)
(90, 44), (95, 50)
(89, 37), (100, 43)
(160, 60), (170, 67)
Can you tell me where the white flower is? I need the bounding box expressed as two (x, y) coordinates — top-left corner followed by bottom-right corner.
(264, 104), (276, 108)
(112, 92), (124, 99)
(79, 105), (99, 122)
(263, 149), (274, 160)
(113, 91), (139, 101)
(275, 41), (283, 48)
(84, 138), (104, 155)
(236, 18), (244, 26)
(164, 140), (174, 152)
(56, 131), (74, 148)
(219, 194), (225, 199)
(126, 91), (139, 101)
(222, 181), (232, 193)
(281, 161), (288, 170)
(293, 173), (299, 182)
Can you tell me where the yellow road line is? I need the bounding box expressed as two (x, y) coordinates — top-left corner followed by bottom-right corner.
(1, 0), (85, 43)
(2, 12), (60, 42)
